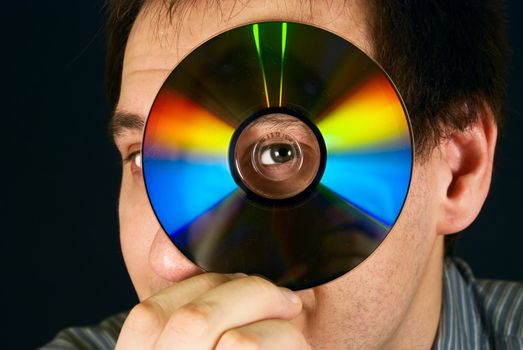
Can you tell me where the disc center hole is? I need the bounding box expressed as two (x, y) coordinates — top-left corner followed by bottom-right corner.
(232, 113), (322, 200)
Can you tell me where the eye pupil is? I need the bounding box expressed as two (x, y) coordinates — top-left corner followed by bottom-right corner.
(271, 144), (294, 163)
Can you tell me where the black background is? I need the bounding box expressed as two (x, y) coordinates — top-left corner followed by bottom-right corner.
(4, 1), (522, 349)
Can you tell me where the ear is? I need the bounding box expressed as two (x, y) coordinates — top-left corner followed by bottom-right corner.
(434, 103), (498, 235)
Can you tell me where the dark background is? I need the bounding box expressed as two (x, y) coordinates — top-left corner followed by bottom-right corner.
(4, 1), (522, 349)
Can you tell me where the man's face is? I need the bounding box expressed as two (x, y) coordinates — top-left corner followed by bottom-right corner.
(113, 0), (444, 347)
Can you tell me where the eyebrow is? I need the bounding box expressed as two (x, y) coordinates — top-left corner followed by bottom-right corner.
(110, 111), (145, 140)
(252, 115), (312, 136)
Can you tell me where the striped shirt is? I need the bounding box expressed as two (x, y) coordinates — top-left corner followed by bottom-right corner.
(40, 311), (128, 350)
(41, 258), (523, 349)
(433, 258), (523, 349)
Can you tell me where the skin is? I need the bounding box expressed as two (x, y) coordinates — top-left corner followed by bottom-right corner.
(112, 0), (497, 349)
(234, 114), (322, 199)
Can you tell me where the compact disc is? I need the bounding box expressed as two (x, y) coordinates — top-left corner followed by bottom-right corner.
(142, 21), (413, 290)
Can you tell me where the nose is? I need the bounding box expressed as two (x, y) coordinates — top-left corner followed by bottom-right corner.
(148, 227), (203, 282)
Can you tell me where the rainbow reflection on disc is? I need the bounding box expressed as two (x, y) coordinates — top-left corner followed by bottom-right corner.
(142, 21), (413, 290)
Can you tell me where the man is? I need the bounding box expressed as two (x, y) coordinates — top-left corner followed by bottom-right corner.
(43, 0), (523, 349)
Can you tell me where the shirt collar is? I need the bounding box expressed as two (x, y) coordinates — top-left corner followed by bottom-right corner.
(432, 257), (485, 349)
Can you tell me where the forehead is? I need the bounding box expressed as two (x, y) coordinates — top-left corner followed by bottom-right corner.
(118, 0), (372, 116)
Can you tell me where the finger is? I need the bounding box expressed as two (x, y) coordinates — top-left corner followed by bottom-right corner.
(216, 319), (311, 350)
(115, 273), (237, 350)
(154, 275), (302, 350)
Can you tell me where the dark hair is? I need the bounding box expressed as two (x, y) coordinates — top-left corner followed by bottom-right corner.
(367, 1), (509, 253)
(105, 0), (509, 253)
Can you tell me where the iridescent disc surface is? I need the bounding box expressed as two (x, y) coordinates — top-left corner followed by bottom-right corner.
(143, 21), (413, 290)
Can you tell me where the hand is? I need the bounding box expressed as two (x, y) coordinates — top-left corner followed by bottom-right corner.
(115, 273), (311, 349)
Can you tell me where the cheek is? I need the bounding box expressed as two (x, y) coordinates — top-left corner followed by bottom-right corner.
(352, 162), (438, 287)
(118, 169), (203, 300)
(303, 163), (440, 344)
(119, 169), (160, 299)
(364, 161), (438, 291)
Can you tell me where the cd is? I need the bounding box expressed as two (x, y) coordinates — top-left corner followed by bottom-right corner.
(142, 21), (413, 290)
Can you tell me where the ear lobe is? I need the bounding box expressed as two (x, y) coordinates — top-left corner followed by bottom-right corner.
(435, 105), (497, 235)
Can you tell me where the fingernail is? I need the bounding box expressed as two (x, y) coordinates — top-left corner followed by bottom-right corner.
(280, 287), (301, 304)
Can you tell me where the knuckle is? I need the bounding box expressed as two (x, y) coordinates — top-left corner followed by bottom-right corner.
(124, 300), (165, 335)
(244, 275), (278, 298)
(219, 329), (261, 350)
(166, 301), (214, 336)
(198, 272), (230, 289)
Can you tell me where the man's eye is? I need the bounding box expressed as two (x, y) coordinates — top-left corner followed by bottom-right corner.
(124, 150), (142, 172)
(260, 144), (295, 165)
(133, 151), (142, 169)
